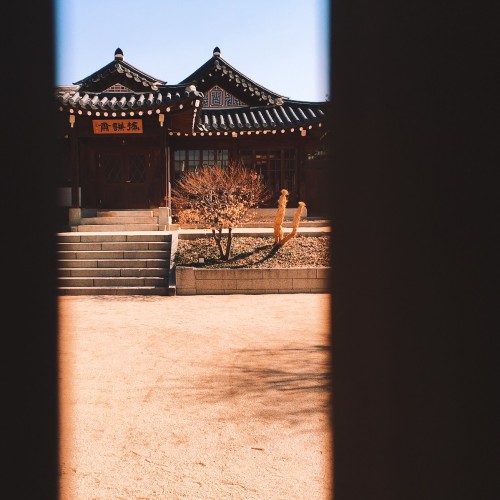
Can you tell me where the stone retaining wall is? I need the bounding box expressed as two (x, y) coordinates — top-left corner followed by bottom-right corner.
(175, 266), (330, 295)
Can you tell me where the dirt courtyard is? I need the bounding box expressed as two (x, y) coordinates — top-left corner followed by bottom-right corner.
(58, 294), (333, 499)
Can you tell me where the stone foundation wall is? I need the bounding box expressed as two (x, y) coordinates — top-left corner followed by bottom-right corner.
(175, 266), (330, 295)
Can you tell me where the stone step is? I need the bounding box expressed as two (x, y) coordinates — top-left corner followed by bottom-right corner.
(58, 233), (174, 243)
(75, 220), (331, 230)
(58, 267), (168, 277)
(58, 241), (172, 251)
(57, 231), (176, 296)
(58, 259), (169, 268)
(58, 276), (168, 287)
(58, 286), (172, 296)
(96, 210), (155, 217)
(81, 216), (158, 225)
(74, 224), (162, 232)
(58, 250), (170, 260)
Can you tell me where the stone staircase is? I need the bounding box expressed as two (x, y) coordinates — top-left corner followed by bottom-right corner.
(57, 232), (178, 296)
(68, 208), (329, 232)
(70, 209), (176, 232)
(57, 208), (330, 296)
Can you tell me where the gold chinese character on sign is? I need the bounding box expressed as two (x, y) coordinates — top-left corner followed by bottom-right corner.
(92, 119), (143, 134)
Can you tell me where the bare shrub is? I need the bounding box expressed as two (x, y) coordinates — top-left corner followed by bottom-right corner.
(171, 162), (270, 260)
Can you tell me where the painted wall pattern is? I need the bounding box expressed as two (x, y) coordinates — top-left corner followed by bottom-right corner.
(103, 83), (246, 109)
(203, 85), (246, 108)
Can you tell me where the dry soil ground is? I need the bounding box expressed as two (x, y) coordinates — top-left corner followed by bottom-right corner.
(58, 293), (333, 500)
(174, 234), (331, 269)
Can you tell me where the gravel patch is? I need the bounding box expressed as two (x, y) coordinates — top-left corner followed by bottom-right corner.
(174, 234), (331, 269)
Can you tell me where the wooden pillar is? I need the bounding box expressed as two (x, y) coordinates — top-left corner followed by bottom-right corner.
(296, 143), (304, 205)
(161, 125), (171, 212)
(69, 117), (79, 207)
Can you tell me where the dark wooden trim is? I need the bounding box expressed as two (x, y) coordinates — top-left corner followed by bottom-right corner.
(69, 126), (79, 207)
(161, 125), (170, 210)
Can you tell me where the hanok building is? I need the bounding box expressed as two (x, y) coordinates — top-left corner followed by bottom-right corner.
(55, 47), (329, 230)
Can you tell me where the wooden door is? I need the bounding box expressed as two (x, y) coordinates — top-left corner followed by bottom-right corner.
(97, 149), (156, 208)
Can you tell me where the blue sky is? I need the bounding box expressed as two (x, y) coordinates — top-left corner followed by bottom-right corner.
(54, 0), (329, 102)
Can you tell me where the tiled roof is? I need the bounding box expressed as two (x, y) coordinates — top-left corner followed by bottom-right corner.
(179, 47), (287, 107)
(56, 84), (203, 113)
(55, 47), (326, 135)
(56, 48), (203, 115)
(74, 48), (165, 92)
(196, 101), (325, 133)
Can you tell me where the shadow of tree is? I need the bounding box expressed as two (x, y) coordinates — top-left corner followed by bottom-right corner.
(182, 344), (331, 426)
(223, 244), (281, 268)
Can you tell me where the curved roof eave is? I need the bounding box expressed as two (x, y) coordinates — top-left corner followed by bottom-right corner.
(56, 84), (204, 114)
(194, 101), (326, 133)
(74, 61), (165, 87)
(178, 46), (287, 102)
(72, 48), (166, 90)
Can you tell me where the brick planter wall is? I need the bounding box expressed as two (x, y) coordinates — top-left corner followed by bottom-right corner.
(175, 266), (330, 295)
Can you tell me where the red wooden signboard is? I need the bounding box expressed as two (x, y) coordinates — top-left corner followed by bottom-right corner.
(92, 119), (143, 134)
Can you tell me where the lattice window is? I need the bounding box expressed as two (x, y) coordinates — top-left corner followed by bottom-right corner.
(188, 150), (201, 171)
(173, 149), (229, 175)
(256, 150), (281, 197)
(103, 83), (134, 93)
(203, 85), (246, 108)
(174, 150), (186, 172)
(240, 149), (297, 200)
(284, 149), (297, 194)
(217, 149), (229, 167)
(199, 150), (213, 167)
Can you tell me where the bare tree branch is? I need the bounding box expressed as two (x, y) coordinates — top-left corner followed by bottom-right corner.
(171, 161), (270, 260)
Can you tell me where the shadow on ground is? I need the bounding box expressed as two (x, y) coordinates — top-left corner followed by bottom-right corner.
(178, 344), (331, 426)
